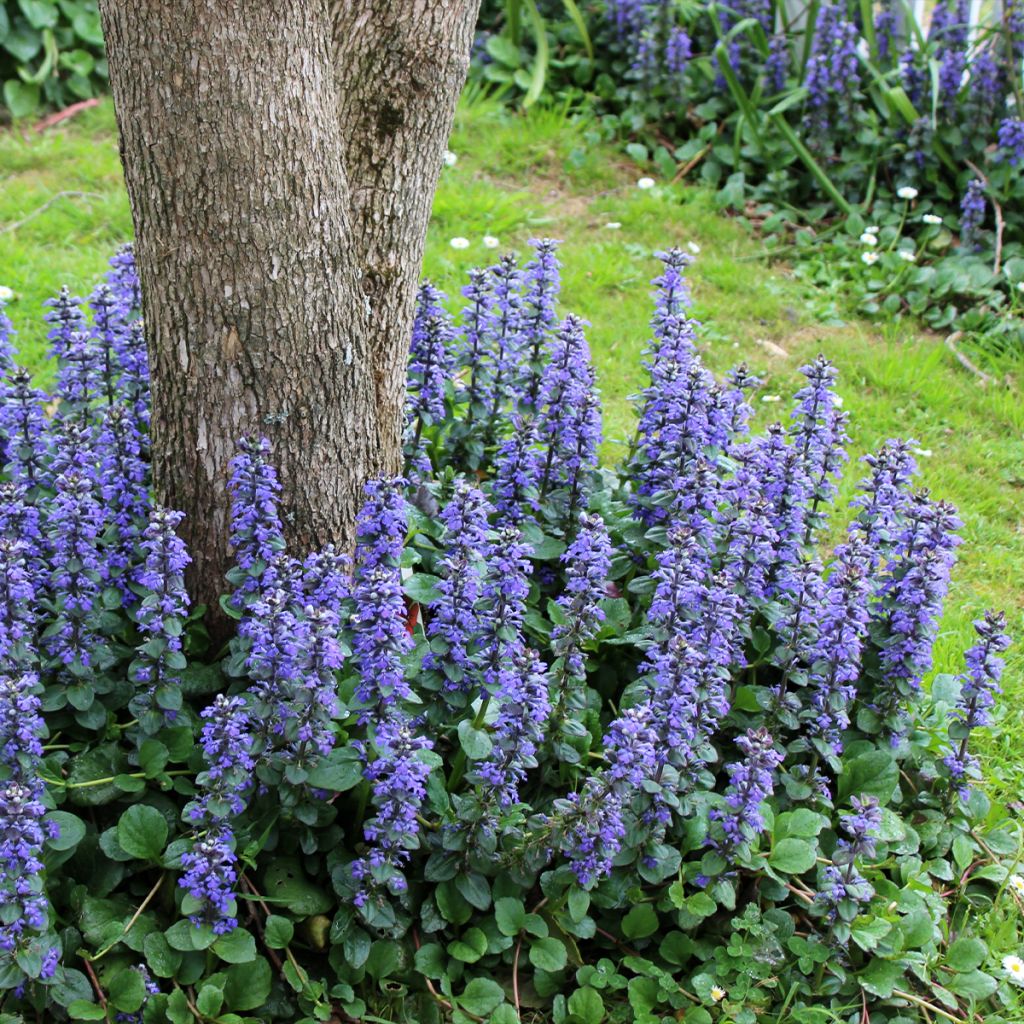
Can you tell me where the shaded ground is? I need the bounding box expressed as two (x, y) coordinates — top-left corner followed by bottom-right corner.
(1, 94), (1022, 798)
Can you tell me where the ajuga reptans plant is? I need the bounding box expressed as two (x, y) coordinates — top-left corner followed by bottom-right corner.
(0, 242), (1019, 1024)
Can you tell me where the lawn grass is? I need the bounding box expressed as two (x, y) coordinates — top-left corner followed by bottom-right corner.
(2, 93), (1022, 800)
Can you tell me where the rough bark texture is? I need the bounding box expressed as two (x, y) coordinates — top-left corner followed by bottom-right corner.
(98, 0), (480, 619)
(332, 2), (480, 464)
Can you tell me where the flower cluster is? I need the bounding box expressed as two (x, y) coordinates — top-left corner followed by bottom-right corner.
(0, 246), (1013, 1021)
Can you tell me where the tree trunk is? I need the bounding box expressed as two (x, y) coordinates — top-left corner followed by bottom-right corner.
(98, 0), (479, 619)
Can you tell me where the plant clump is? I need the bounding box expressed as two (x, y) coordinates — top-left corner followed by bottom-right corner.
(0, 243), (1019, 1024)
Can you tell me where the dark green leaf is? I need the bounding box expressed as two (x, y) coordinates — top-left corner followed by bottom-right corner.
(116, 805), (168, 861)
(768, 838), (817, 874)
(529, 937), (567, 972)
(460, 977), (505, 1015)
(859, 959), (903, 998)
(213, 928), (257, 964)
(621, 904), (658, 939)
(263, 915), (293, 949)
(223, 957), (272, 1012)
(45, 811), (86, 852)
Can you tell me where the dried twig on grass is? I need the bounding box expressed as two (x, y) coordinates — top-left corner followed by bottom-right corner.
(944, 330), (996, 387)
(1, 190), (104, 235)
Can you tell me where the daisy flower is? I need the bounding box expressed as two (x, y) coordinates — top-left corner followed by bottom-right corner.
(1009, 874), (1024, 896)
(687, 241), (701, 254)
(443, 151), (458, 167)
(710, 986), (726, 1003)
(637, 177), (656, 190)
(483, 235), (500, 249)
(1003, 954), (1024, 986)
(861, 251), (878, 265)
(450, 237), (470, 250)
(898, 249), (917, 262)
(923, 213), (943, 225)
(860, 232), (878, 246)
(897, 186), (919, 200)
(604, 222), (622, 230)
(0, 285), (13, 302)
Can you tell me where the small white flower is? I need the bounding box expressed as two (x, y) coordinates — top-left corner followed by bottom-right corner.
(833, 395), (844, 408)
(449, 237), (470, 250)
(923, 213), (943, 225)
(482, 235), (500, 249)
(860, 232), (878, 246)
(1017, 281), (1024, 293)
(0, 286), (13, 303)
(866, 225), (880, 233)
(897, 185), (919, 200)
(1003, 954), (1024, 985)
(710, 986), (727, 1003)
(604, 221), (622, 230)
(1009, 874), (1024, 896)
(637, 176), (656, 190)
(898, 249), (917, 262)
(687, 241), (701, 254)
(443, 150), (458, 167)
(861, 251), (879, 265)
(761, 394), (782, 403)
(913, 447), (933, 458)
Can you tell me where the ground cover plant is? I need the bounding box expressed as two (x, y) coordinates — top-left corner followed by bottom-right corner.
(0, 0), (106, 119)
(0, 239), (1021, 1024)
(474, 0), (1024, 352)
(2, 96), (1023, 802)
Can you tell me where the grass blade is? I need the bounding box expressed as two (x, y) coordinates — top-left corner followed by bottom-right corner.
(561, 0), (594, 60)
(523, 0), (549, 108)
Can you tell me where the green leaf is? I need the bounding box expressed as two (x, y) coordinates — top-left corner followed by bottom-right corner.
(165, 919), (218, 951)
(223, 957), (272, 1012)
(456, 871), (491, 910)
(263, 858), (332, 916)
(404, 572), (442, 604)
(458, 719), (493, 760)
(859, 959), (904, 998)
(116, 805), (168, 861)
(365, 938), (401, 980)
(946, 969), (997, 1001)
(67, 1002), (106, 1021)
(838, 752), (898, 803)
(461, 977), (505, 1015)
(568, 985), (605, 1022)
(850, 916), (892, 952)
(108, 968), (146, 1013)
(414, 942), (445, 980)
(485, 34), (521, 68)
(774, 809), (828, 839)
(45, 811), (86, 852)
(768, 838), (817, 874)
(17, 0), (58, 29)
(494, 896), (526, 936)
(143, 932), (182, 978)
(899, 910), (934, 948)
(3, 79), (40, 119)
(138, 739), (169, 778)
(166, 988), (191, 1024)
(621, 904), (658, 939)
(305, 748), (363, 791)
(196, 984), (223, 1017)
(263, 915), (293, 949)
(213, 928), (257, 964)
(529, 936), (567, 972)
(448, 927), (488, 963)
(946, 936), (986, 972)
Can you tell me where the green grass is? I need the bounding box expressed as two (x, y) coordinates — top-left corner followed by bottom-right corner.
(2, 92), (1022, 798)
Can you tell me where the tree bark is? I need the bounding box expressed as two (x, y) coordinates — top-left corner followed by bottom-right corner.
(98, 0), (479, 620)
